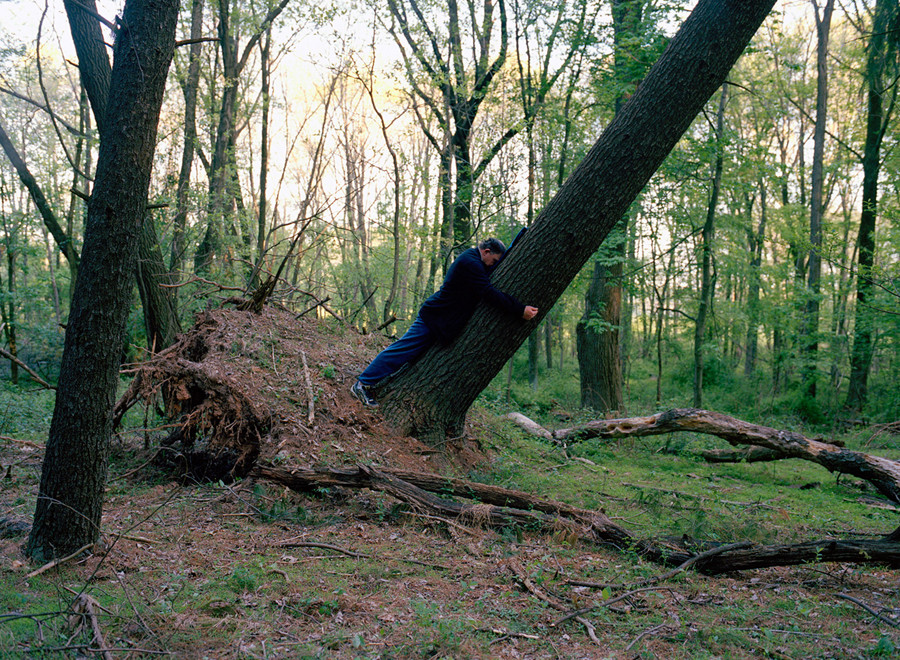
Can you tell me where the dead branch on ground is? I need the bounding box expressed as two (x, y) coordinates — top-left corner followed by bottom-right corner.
(254, 463), (900, 575)
(509, 408), (900, 504)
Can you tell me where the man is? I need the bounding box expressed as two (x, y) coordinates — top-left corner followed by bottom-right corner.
(351, 237), (539, 407)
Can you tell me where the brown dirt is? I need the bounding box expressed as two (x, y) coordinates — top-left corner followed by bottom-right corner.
(119, 305), (488, 479)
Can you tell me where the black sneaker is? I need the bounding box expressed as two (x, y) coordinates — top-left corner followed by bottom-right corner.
(351, 381), (378, 407)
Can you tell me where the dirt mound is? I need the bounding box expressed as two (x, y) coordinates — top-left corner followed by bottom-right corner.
(117, 305), (488, 479)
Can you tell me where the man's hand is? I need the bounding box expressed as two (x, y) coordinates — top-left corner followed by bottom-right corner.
(522, 306), (538, 321)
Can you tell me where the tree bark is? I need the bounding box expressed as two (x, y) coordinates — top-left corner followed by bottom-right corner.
(25, 0), (178, 561)
(59, 0), (179, 352)
(379, 0), (777, 441)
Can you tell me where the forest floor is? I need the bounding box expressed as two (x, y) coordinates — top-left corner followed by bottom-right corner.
(1, 306), (899, 659)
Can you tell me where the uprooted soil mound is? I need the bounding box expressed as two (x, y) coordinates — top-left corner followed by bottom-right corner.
(115, 305), (488, 480)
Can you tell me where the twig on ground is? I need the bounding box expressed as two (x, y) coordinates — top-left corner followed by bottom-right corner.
(276, 540), (451, 570)
(402, 510), (484, 537)
(0, 435), (42, 449)
(26, 544), (93, 578)
(117, 573), (153, 635)
(625, 622), (669, 652)
(551, 586), (674, 627)
(71, 593), (113, 660)
(277, 541), (367, 558)
(485, 628), (541, 645)
(836, 593), (900, 628)
(636, 540), (754, 586)
(508, 557), (600, 645)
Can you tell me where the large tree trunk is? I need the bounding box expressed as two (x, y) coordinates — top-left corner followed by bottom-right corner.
(58, 0), (179, 353)
(25, 0), (178, 561)
(378, 0), (777, 441)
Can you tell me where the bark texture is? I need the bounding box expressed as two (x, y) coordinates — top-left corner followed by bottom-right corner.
(379, 0), (778, 440)
(26, 0), (178, 561)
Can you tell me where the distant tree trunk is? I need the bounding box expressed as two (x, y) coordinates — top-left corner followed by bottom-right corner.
(250, 27), (272, 290)
(744, 179), (766, 376)
(170, 0), (204, 279)
(377, 0), (777, 440)
(2, 228), (18, 384)
(801, 0), (834, 401)
(194, 0), (289, 273)
(26, 0), (178, 561)
(845, 0), (900, 413)
(693, 85), (726, 408)
(137, 216), (181, 352)
(576, 0), (645, 415)
(0, 122), (80, 277)
(577, 256), (623, 410)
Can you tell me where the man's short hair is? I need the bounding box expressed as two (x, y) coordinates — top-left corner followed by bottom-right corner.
(478, 237), (507, 255)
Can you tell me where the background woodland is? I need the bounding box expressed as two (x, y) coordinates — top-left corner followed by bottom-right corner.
(1, 0), (900, 423)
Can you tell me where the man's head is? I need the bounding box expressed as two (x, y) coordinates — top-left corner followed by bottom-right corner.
(478, 237), (506, 267)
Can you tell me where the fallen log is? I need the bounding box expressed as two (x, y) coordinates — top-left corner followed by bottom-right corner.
(253, 463), (900, 575)
(510, 408), (900, 504)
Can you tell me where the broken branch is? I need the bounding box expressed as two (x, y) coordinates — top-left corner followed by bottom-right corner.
(516, 408), (900, 504)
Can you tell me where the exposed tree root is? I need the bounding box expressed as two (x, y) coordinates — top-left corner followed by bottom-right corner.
(254, 463), (900, 575)
(507, 408), (900, 504)
(113, 312), (268, 480)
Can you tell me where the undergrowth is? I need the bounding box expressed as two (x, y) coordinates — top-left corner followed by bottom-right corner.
(1, 366), (899, 657)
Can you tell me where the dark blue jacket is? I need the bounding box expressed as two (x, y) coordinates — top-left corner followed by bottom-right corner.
(418, 247), (525, 343)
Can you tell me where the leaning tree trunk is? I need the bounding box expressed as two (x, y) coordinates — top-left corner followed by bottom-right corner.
(137, 217), (181, 352)
(377, 0), (778, 442)
(26, 0), (178, 561)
